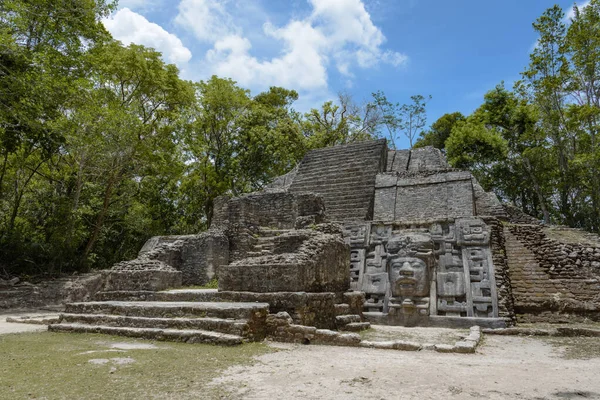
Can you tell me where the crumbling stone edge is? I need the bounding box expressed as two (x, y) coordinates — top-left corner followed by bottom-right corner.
(267, 312), (483, 354)
(482, 326), (600, 337)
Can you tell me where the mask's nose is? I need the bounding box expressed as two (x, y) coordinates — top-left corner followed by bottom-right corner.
(398, 261), (414, 276)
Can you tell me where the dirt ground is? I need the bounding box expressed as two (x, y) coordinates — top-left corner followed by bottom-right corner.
(0, 310), (57, 335)
(212, 336), (600, 400)
(2, 312), (599, 400)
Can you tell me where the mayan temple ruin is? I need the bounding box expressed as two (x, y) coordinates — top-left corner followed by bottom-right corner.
(35, 139), (600, 349)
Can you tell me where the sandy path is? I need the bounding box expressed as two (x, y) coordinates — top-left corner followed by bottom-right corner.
(0, 311), (58, 335)
(213, 336), (600, 400)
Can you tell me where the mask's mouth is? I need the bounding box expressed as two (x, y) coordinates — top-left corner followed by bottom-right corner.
(396, 278), (416, 286)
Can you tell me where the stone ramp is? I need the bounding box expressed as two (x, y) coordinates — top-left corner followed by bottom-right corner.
(289, 139), (386, 222)
(49, 300), (269, 345)
(504, 228), (563, 315)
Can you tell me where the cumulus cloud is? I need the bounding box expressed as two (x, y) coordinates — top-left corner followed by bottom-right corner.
(103, 8), (192, 66)
(174, 0), (238, 42)
(182, 0), (407, 92)
(116, 0), (161, 11)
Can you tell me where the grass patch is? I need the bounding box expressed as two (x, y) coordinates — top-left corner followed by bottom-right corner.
(542, 226), (600, 247)
(541, 336), (600, 360)
(0, 331), (270, 400)
(178, 278), (219, 290)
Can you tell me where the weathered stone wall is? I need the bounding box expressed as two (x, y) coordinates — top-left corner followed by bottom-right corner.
(373, 171), (475, 222)
(473, 181), (507, 218)
(406, 147), (448, 171)
(483, 217), (516, 323)
(503, 204), (541, 225)
(217, 291), (338, 329)
(506, 223), (600, 322)
(266, 312), (361, 346)
(386, 149), (410, 172)
(288, 139), (387, 222)
(0, 273), (105, 309)
(138, 230), (229, 285)
(219, 229), (350, 293)
(102, 260), (181, 292)
(212, 192), (326, 230)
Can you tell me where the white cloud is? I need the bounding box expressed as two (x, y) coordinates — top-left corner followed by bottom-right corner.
(183, 0), (407, 92)
(174, 0), (238, 42)
(566, 1), (591, 20)
(103, 8), (192, 66)
(116, 0), (160, 11)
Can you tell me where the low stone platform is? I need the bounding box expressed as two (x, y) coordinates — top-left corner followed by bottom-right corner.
(363, 312), (507, 329)
(93, 289), (366, 330)
(49, 301), (270, 345)
(49, 324), (244, 345)
(65, 301), (268, 319)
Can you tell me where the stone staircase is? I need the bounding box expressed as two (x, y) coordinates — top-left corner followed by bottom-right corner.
(244, 228), (281, 258)
(503, 227), (565, 313)
(49, 300), (269, 345)
(289, 139), (386, 222)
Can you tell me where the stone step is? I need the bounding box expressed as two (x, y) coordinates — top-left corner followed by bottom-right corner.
(95, 289), (222, 302)
(291, 169), (377, 183)
(301, 145), (384, 160)
(334, 303), (350, 316)
(290, 180), (375, 192)
(335, 314), (362, 325)
(59, 313), (250, 337)
(325, 199), (371, 209)
(257, 229), (290, 237)
(302, 144), (383, 156)
(246, 250), (273, 257)
(339, 322), (371, 332)
(49, 323), (244, 345)
(156, 289), (221, 302)
(328, 207), (369, 216)
(298, 162), (376, 174)
(254, 243), (275, 250)
(65, 301), (269, 320)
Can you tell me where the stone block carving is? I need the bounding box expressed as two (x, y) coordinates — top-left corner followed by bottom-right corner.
(437, 272), (466, 297)
(457, 218), (490, 246)
(345, 217), (499, 325)
(349, 249), (365, 290)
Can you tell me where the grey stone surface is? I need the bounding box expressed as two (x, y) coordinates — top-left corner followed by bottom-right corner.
(49, 324), (244, 345)
(47, 140), (600, 342)
(288, 139), (387, 222)
(406, 147), (448, 171)
(219, 228), (349, 294)
(137, 230), (229, 286)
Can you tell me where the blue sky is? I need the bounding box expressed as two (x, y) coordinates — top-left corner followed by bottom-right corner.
(104, 0), (588, 149)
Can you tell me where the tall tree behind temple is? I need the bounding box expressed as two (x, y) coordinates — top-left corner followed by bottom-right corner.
(441, 2), (600, 232)
(414, 112), (465, 150)
(180, 77), (306, 231)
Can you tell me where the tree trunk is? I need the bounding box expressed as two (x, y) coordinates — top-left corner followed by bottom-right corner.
(81, 172), (118, 267)
(522, 157), (550, 224)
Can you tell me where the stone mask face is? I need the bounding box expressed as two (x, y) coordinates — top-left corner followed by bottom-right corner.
(390, 256), (429, 297)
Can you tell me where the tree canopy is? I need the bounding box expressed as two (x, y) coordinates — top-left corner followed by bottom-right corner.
(2, 0), (600, 278)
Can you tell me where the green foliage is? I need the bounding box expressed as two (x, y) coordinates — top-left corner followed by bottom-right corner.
(444, 1), (600, 231)
(301, 93), (381, 149)
(371, 91), (432, 149)
(446, 120), (508, 170)
(415, 112), (465, 149)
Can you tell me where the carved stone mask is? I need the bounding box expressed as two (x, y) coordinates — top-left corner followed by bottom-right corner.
(390, 256), (429, 297)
